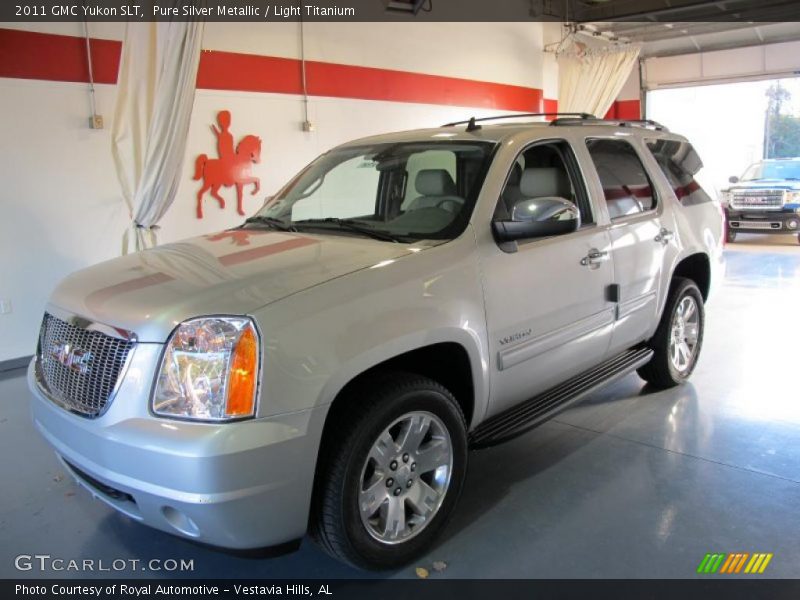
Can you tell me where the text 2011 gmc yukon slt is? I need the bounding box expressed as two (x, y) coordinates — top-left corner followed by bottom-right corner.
(29, 114), (723, 569)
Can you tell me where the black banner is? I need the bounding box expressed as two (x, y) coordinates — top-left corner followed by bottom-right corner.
(3, 0), (800, 22)
(5, 579), (800, 600)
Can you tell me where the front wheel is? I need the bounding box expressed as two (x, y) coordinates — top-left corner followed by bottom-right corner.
(638, 277), (705, 389)
(310, 373), (467, 570)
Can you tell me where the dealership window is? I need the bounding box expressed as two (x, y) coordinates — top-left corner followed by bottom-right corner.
(585, 139), (656, 219)
(645, 139), (712, 206)
(496, 140), (594, 226)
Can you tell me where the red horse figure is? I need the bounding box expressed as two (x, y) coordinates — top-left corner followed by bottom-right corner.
(194, 134), (262, 219)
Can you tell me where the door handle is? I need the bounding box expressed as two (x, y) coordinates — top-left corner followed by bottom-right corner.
(581, 249), (610, 267)
(655, 228), (674, 244)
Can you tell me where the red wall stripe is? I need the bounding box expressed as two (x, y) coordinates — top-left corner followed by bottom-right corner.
(196, 50), (304, 95)
(303, 59), (542, 110)
(0, 28), (121, 84)
(0, 28), (543, 112)
(604, 99), (641, 120)
(197, 49), (543, 111)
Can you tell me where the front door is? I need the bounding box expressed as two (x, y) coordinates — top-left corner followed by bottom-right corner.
(480, 140), (615, 418)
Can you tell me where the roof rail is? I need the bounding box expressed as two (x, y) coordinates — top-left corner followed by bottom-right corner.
(443, 113), (596, 129)
(550, 117), (669, 132)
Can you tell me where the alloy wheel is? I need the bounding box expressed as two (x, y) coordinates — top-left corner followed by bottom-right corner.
(358, 411), (453, 544)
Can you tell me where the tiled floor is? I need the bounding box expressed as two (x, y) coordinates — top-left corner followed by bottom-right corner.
(2, 233), (799, 579)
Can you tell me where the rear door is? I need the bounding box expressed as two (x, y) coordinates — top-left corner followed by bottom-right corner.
(582, 137), (669, 355)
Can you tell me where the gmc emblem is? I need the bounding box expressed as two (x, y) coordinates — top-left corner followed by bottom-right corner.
(50, 341), (93, 374)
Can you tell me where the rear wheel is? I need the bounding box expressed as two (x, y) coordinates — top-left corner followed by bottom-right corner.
(311, 373), (467, 570)
(638, 278), (705, 389)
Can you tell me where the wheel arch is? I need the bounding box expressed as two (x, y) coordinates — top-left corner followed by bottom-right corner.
(671, 251), (711, 301)
(307, 336), (481, 532)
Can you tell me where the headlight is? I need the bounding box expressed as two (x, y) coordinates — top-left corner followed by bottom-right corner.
(153, 317), (260, 421)
(785, 191), (800, 205)
(720, 190), (733, 204)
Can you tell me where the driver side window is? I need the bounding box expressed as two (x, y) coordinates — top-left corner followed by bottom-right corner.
(495, 141), (593, 226)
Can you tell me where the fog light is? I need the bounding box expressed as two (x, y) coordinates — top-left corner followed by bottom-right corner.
(162, 506), (200, 537)
(788, 220), (798, 230)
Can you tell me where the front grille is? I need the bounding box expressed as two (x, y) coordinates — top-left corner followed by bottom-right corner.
(731, 190), (784, 210)
(37, 313), (135, 417)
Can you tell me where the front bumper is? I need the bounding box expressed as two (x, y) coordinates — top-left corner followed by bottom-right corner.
(28, 358), (327, 550)
(724, 207), (800, 234)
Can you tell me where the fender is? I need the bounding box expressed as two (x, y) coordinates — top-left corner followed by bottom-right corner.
(314, 326), (489, 431)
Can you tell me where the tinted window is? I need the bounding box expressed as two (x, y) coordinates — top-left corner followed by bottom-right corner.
(586, 139), (656, 219)
(646, 139), (711, 206)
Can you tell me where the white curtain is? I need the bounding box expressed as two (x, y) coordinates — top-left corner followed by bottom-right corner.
(111, 21), (205, 254)
(557, 46), (640, 118)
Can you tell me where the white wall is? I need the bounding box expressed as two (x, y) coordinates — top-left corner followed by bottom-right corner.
(0, 21), (549, 362)
(643, 41), (800, 90)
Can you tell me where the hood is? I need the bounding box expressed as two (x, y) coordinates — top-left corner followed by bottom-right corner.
(49, 229), (422, 342)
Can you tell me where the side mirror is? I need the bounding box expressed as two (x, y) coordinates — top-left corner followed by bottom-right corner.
(492, 197), (581, 242)
(728, 176), (739, 184)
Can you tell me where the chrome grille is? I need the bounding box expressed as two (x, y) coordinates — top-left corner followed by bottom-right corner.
(36, 313), (135, 417)
(731, 190), (784, 210)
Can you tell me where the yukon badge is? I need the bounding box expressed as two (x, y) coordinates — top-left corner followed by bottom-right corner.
(50, 341), (93, 374)
(499, 328), (532, 346)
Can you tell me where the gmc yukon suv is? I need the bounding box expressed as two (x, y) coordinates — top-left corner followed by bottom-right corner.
(29, 114), (723, 569)
(722, 157), (800, 244)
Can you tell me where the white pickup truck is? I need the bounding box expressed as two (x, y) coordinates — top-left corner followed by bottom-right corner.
(29, 114), (723, 569)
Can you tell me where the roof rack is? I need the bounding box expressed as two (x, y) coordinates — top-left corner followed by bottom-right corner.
(443, 113), (596, 131)
(442, 113), (669, 133)
(550, 117), (669, 132)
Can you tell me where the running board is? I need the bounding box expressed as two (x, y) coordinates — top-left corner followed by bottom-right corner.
(469, 346), (653, 449)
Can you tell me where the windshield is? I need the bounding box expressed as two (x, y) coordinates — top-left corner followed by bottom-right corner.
(740, 159), (800, 181)
(252, 141), (496, 241)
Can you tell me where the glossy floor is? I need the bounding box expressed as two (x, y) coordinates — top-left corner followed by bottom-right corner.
(1, 233), (798, 579)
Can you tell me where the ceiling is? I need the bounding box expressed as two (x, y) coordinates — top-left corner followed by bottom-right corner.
(535, 0), (800, 58)
(579, 21), (800, 58)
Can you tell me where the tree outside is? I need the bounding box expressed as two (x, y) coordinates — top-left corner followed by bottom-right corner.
(764, 82), (800, 159)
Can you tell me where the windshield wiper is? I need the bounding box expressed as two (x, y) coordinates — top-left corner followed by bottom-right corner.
(293, 218), (402, 243)
(244, 216), (296, 232)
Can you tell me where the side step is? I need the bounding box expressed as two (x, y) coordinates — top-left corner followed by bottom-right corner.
(469, 346), (653, 449)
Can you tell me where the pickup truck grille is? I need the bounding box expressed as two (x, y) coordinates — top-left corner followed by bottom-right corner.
(731, 190), (784, 210)
(36, 313), (135, 417)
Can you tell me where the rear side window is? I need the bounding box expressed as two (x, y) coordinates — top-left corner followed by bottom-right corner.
(646, 139), (712, 206)
(586, 139), (656, 219)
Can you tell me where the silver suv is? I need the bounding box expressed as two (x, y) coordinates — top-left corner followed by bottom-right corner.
(29, 114), (724, 569)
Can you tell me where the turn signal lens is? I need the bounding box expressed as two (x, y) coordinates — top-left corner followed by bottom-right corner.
(226, 326), (258, 417)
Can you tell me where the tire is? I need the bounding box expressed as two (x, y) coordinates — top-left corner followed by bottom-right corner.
(637, 277), (705, 389)
(797, 233), (800, 245)
(310, 373), (468, 570)
(725, 228), (737, 243)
